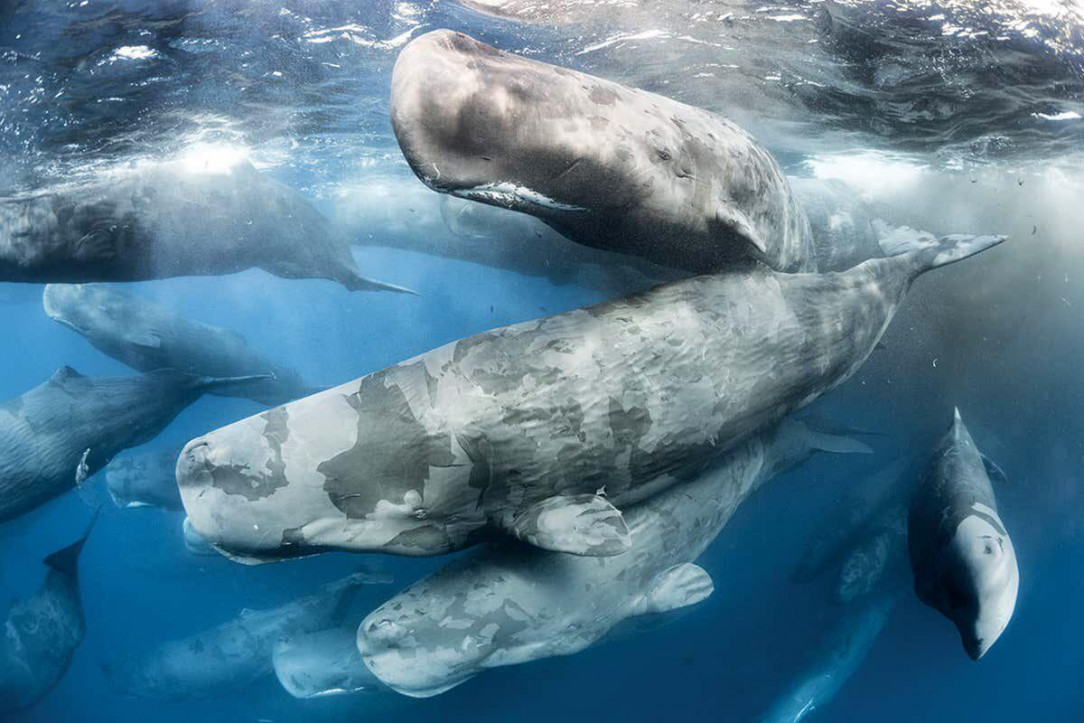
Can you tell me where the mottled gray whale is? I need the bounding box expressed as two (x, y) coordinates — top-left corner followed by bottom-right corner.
(0, 157), (408, 292)
(0, 367), (265, 523)
(357, 419), (870, 698)
(0, 516), (94, 714)
(103, 573), (380, 700)
(178, 231), (1002, 563)
(44, 283), (319, 407)
(391, 30), (813, 274)
(908, 409), (1017, 661)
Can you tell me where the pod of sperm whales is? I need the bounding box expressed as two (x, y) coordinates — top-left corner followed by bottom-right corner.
(102, 573), (376, 699)
(758, 591), (897, 723)
(44, 283), (319, 407)
(0, 516), (94, 714)
(178, 231), (1003, 563)
(0, 156), (408, 292)
(105, 447), (183, 511)
(357, 418), (870, 698)
(272, 627), (385, 699)
(0, 366), (265, 523)
(909, 409), (1018, 661)
(391, 30), (814, 274)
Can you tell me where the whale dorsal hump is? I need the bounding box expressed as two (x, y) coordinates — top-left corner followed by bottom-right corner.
(50, 366), (85, 383)
(503, 493), (631, 557)
(644, 563), (714, 614)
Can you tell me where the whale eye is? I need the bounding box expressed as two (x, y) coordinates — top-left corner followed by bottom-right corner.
(413, 508), (429, 520)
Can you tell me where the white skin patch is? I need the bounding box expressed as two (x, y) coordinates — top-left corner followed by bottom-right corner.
(952, 513), (1019, 657)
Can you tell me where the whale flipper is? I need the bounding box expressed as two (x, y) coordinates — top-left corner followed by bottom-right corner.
(644, 563), (714, 614)
(122, 330), (162, 349)
(504, 494), (631, 556)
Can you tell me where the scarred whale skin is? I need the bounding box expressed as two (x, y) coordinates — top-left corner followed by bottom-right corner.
(0, 519), (93, 714)
(44, 283), (318, 407)
(102, 573), (375, 700)
(391, 30), (814, 274)
(0, 367), (264, 523)
(908, 409), (1018, 661)
(357, 419), (869, 698)
(0, 158), (407, 292)
(178, 233), (1002, 563)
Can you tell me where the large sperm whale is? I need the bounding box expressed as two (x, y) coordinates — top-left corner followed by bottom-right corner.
(909, 409), (1018, 661)
(0, 367), (265, 523)
(178, 230), (1002, 563)
(0, 516), (95, 714)
(0, 156), (409, 292)
(390, 30), (814, 274)
(44, 283), (319, 407)
(357, 418), (870, 698)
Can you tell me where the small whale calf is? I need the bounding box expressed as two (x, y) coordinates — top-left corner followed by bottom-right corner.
(0, 516), (95, 714)
(44, 283), (319, 407)
(272, 628), (386, 700)
(357, 418), (870, 698)
(0, 157), (408, 292)
(391, 30), (814, 274)
(908, 409), (1018, 660)
(105, 447), (184, 511)
(178, 230), (1002, 563)
(0, 367), (265, 523)
(103, 573), (381, 700)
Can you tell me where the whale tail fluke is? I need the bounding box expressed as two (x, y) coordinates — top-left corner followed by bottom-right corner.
(882, 230), (1007, 276)
(44, 508), (99, 577)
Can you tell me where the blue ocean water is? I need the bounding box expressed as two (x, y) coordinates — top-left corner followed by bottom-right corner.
(1, 1), (1083, 722)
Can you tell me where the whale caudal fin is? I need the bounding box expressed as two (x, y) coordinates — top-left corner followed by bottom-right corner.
(503, 493), (632, 557)
(888, 232), (1007, 275)
(44, 509), (99, 577)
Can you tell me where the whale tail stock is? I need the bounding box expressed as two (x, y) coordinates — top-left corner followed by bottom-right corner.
(878, 228), (1007, 277)
(44, 507), (99, 577)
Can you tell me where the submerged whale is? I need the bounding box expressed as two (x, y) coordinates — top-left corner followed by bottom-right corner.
(0, 516), (95, 714)
(0, 157), (408, 292)
(103, 573), (379, 699)
(909, 409), (1018, 661)
(105, 447), (184, 511)
(0, 367), (265, 523)
(357, 418), (870, 698)
(758, 591), (898, 723)
(391, 30), (814, 274)
(272, 627), (386, 700)
(44, 283), (319, 407)
(178, 231), (1002, 563)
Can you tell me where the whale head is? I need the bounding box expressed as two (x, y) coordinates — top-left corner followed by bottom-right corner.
(42, 283), (128, 338)
(932, 509), (1019, 660)
(358, 553), (547, 698)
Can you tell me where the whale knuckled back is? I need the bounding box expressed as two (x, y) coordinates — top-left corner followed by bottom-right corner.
(44, 510), (98, 577)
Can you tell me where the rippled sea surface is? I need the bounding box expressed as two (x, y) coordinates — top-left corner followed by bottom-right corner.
(1, 2), (1083, 722)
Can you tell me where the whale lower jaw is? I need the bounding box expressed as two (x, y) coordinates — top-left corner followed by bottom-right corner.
(451, 182), (587, 213)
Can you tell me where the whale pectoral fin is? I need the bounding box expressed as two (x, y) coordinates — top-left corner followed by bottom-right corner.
(505, 494), (631, 557)
(644, 563), (714, 614)
(982, 454), (1009, 487)
(123, 330), (162, 349)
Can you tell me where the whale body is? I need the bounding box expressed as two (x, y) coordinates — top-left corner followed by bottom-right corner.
(0, 367), (265, 523)
(0, 519), (94, 714)
(391, 30), (814, 274)
(908, 409), (1018, 661)
(44, 283), (318, 407)
(178, 231), (1002, 563)
(272, 627), (386, 700)
(0, 158), (407, 292)
(357, 418), (870, 698)
(105, 447), (184, 511)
